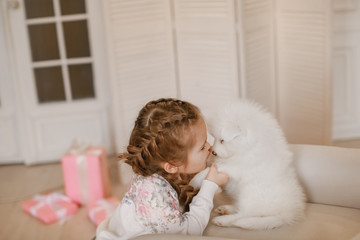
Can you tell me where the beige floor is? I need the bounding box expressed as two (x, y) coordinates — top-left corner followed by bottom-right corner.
(0, 157), (127, 240)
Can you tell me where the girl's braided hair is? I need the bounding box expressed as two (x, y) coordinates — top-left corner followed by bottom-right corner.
(119, 98), (201, 210)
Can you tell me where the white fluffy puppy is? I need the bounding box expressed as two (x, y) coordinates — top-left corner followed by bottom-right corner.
(190, 100), (306, 230)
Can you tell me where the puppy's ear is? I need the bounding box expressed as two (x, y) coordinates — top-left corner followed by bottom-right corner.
(204, 115), (215, 136)
(221, 124), (242, 142)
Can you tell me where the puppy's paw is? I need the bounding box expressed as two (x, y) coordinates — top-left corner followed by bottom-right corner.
(215, 205), (236, 215)
(212, 215), (233, 227)
(212, 216), (225, 227)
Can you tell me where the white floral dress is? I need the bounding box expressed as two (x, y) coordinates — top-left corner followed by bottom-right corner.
(96, 173), (218, 240)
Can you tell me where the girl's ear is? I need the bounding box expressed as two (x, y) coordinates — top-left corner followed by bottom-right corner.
(161, 162), (179, 174)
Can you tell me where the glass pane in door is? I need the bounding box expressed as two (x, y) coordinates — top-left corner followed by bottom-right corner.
(34, 66), (66, 103)
(28, 24), (60, 61)
(24, 0), (96, 104)
(68, 64), (95, 99)
(24, 0), (54, 19)
(60, 0), (86, 15)
(63, 20), (91, 58)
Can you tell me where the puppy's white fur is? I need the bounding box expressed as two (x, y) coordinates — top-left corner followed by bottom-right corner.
(191, 100), (306, 230)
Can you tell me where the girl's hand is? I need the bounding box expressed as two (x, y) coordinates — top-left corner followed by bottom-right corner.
(205, 163), (229, 187)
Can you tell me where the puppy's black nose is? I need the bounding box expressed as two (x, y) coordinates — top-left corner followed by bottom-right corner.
(212, 151), (217, 156)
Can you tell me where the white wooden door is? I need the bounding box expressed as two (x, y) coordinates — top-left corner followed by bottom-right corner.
(2, 0), (112, 164)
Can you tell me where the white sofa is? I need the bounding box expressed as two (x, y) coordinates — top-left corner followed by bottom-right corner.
(130, 144), (360, 240)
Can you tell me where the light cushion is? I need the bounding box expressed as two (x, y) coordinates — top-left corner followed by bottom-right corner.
(290, 144), (360, 209)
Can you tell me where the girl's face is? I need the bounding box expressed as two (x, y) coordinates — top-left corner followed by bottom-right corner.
(179, 117), (211, 174)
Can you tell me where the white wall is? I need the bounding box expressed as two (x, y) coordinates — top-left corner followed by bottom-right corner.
(332, 0), (360, 140)
(0, 2), (23, 163)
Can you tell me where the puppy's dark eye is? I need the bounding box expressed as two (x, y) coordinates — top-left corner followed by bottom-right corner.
(220, 139), (224, 144)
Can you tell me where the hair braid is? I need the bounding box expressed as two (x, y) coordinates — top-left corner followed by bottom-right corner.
(119, 98), (202, 209)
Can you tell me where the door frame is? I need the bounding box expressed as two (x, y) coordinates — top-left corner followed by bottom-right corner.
(0, 0), (27, 164)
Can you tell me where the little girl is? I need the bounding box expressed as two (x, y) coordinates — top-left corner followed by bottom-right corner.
(96, 98), (229, 240)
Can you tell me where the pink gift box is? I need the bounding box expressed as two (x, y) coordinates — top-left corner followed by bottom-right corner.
(87, 197), (119, 226)
(62, 146), (112, 205)
(22, 192), (79, 224)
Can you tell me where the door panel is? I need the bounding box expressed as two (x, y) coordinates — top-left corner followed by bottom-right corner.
(239, 0), (276, 113)
(174, 0), (240, 114)
(34, 113), (107, 161)
(103, 0), (177, 150)
(276, 0), (332, 144)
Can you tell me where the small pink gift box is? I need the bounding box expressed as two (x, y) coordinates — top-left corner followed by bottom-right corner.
(62, 146), (112, 205)
(87, 197), (119, 226)
(22, 192), (79, 224)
